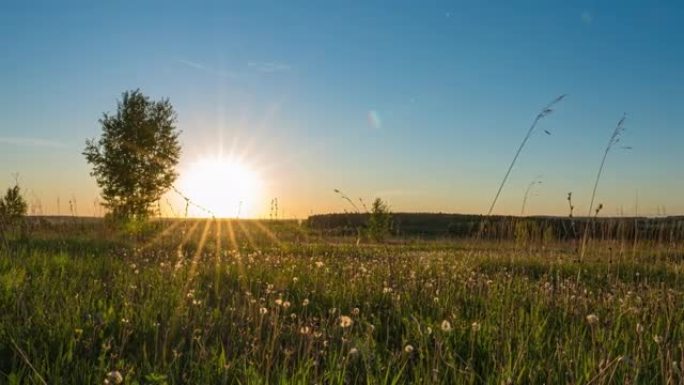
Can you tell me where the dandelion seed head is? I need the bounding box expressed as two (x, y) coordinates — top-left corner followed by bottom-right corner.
(586, 314), (599, 325)
(104, 370), (123, 385)
(441, 320), (452, 332)
(339, 315), (353, 328)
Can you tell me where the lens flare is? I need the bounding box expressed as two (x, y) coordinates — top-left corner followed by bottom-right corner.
(368, 110), (382, 129)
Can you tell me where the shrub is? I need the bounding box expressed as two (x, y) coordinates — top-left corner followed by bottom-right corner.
(367, 198), (392, 242)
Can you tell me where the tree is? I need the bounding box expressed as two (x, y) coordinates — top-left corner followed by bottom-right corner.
(367, 198), (392, 242)
(83, 90), (181, 221)
(0, 183), (28, 243)
(0, 184), (28, 224)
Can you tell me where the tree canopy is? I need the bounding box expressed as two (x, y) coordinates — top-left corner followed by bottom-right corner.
(0, 184), (27, 224)
(83, 90), (181, 221)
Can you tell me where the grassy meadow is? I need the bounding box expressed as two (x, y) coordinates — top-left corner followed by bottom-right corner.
(1, 218), (684, 384)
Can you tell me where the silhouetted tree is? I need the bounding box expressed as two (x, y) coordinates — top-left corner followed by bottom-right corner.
(0, 184), (27, 223)
(367, 198), (392, 242)
(83, 90), (181, 221)
(0, 183), (28, 242)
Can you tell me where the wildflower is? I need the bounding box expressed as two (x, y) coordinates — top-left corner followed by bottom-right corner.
(653, 335), (663, 344)
(282, 301), (291, 309)
(586, 314), (599, 325)
(259, 307), (268, 315)
(404, 344), (414, 353)
(471, 322), (481, 332)
(349, 347), (359, 355)
(440, 320), (452, 332)
(351, 307), (360, 316)
(302, 298), (310, 306)
(104, 370), (123, 384)
(292, 277), (299, 283)
(382, 287), (393, 294)
(275, 298), (283, 306)
(315, 261), (324, 268)
(339, 315), (353, 328)
(300, 326), (311, 335)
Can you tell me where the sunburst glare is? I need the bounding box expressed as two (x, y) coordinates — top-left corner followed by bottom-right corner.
(178, 156), (263, 218)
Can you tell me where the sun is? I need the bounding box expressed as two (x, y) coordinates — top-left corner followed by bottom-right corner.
(178, 156), (263, 218)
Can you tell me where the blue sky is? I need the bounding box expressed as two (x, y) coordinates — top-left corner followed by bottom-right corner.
(1, 1), (682, 217)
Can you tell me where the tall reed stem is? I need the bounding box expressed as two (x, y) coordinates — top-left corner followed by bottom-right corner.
(487, 95), (566, 216)
(580, 114), (627, 259)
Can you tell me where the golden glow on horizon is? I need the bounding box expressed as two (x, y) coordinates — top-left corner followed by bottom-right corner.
(178, 156), (262, 218)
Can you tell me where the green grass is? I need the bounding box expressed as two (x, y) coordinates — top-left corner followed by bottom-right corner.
(1, 220), (683, 384)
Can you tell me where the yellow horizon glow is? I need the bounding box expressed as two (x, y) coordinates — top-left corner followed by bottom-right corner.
(177, 156), (263, 218)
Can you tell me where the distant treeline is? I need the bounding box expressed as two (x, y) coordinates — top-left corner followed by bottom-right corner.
(307, 213), (684, 242)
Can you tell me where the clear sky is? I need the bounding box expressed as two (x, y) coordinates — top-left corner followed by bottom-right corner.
(1, 1), (682, 218)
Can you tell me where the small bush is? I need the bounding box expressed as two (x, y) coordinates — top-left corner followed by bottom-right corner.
(0, 184), (28, 240)
(367, 198), (392, 242)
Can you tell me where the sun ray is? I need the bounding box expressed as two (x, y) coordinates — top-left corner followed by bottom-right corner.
(215, 218), (222, 263)
(175, 220), (200, 264)
(226, 219), (248, 292)
(236, 219), (257, 250)
(250, 219), (282, 247)
(183, 219), (212, 294)
(226, 219), (238, 252)
(139, 219), (184, 251)
(213, 219), (222, 295)
(170, 220), (200, 319)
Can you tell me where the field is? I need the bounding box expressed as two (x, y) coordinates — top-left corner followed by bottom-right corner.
(2, 219), (684, 384)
